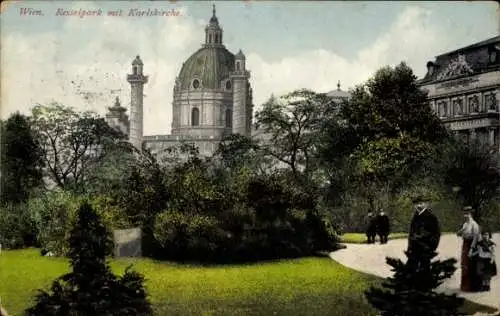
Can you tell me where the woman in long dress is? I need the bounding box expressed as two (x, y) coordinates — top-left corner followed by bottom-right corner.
(456, 206), (481, 292)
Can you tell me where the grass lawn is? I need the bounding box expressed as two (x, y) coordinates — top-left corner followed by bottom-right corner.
(340, 232), (409, 244)
(0, 249), (495, 316)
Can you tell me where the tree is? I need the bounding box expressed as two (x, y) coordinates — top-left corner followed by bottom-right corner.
(441, 139), (500, 221)
(0, 112), (44, 204)
(213, 134), (261, 170)
(31, 103), (124, 190)
(25, 201), (153, 316)
(365, 249), (464, 316)
(351, 135), (439, 193)
(255, 90), (337, 182)
(337, 62), (450, 194)
(341, 62), (447, 144)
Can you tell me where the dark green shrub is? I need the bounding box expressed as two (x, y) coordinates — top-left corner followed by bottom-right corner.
(0, 203), (37, 249)
(154, 209), (229, 261)
(28, 191), (127, 256)
(27, 190), (81, 255)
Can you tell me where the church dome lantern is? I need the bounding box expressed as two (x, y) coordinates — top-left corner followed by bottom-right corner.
(177, 5), (235, 90)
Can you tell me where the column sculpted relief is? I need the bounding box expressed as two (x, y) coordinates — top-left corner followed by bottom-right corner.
(468, 95), (479, 113)
(453, 98), (464, 116)
(438, 101), (448, 118)
(485, 93), (497, 112)
(489, 127), (495, 147)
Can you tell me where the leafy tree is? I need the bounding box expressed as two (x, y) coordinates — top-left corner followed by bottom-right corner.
(336, 62), (450, 196)
(441, 139), (500, 221)
(316, 119), (360, 205)
(365, 249), (464, 316)
(31, 103), (124, 190)
(0, 112), (44, 204)
(255, 90), (337, 182)
(351, 135), (438, 193)
(25, 201), (152, 316)
(83, 140), (137, 196)
(214, 134), (262, 170)
(341, 62), (447, 144)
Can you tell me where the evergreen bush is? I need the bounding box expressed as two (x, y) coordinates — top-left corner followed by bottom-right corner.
(365, 248), (464, 316)
(25, 201), (153, 315)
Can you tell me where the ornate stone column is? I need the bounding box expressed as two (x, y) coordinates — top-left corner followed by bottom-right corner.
(470, 128), (477, 140)
(489, 127), (495, 147)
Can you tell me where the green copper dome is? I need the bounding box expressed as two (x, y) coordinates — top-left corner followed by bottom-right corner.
(177, 46), (235, 90)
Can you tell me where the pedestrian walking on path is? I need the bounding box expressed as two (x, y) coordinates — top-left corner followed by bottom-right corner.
(376, 209), (390, 244)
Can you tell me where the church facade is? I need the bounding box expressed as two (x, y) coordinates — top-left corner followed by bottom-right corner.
(418, 36), (500, 151)
(106, 6), (253, 157)
(105, 6), (351, 157)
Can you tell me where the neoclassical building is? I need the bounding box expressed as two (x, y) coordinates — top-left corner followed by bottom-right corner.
(418, 36), (500, 151)
(106, 6), (351, 157)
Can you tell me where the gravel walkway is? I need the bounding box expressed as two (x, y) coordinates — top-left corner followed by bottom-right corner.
(329, 233), (500, 310)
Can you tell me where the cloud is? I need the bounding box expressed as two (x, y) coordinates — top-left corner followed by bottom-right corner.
(248, 6), (443, 113)
(0, 5), (455, 135)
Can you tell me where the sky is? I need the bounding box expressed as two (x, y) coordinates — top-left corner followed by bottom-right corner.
(1, 0), (498, 135)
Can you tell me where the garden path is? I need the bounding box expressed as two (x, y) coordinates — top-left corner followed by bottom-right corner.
(329, 233), (500, 310)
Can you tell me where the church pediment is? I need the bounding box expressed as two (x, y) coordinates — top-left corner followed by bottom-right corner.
(436, 54), (474, 81)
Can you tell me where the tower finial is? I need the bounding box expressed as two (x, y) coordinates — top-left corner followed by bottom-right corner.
(337, 80), (341, 91)
(212, 4), (216, 17)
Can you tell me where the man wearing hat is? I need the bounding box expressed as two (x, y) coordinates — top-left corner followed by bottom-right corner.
(365, 212), (378, 244)
(376, 209), (390, 244)
(457, 206), (481, 291)
(407, 195), (441, 268)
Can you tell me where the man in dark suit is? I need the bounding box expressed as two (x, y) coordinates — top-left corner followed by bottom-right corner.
(365, 212), (377, 244)
(407, 196), (441, 269)
(376, 209), (390, 244)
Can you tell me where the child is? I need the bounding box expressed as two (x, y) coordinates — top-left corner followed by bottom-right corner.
(472, 231), (497, 291)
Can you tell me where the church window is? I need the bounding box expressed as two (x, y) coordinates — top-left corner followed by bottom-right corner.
(191, 107), (200, 126)
(225, 109), (232, 128)
(215, 34), (219, 43)
(133, 66), (138, 75)
(225, 80), (232, 90)
(236, 61), (240, 71)
(192, 79), (200, 89)
(209, 34), (212, 44)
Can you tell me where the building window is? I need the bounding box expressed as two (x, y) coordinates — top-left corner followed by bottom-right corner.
(485, 93), (497, 112)
(453, 99), (463, 116)
(215, 34), (219, 44)
(438, 101), (448, 117)
(468, 95), (480, 113)
(191, 107), (200, 126)
(225, 80), (232, 90)
(133, 66), (138, 75)
(209, 34), (212, 44)
(225, 109), (232, 128)
(236, 61), (240, 71)
(490, 51), (497, 63)
(192, 79), (200, 89)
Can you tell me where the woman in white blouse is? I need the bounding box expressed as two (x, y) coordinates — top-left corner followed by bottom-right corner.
(456, 206), (481, 292)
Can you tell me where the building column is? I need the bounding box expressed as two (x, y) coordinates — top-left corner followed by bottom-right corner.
(470, 128), (477, 140)
(489, 127), (495, 147)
